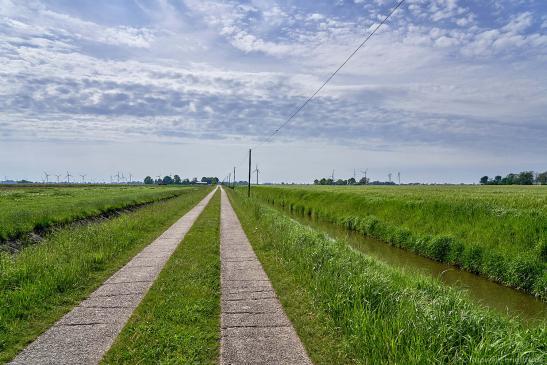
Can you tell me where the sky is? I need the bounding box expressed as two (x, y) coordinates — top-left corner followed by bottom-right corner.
(0, 0), (546, 184)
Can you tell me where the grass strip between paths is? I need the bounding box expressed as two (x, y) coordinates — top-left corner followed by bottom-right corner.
(102, 190), (221, 364)
(0, 187), (212, 363)
(227, 189), (546, 365)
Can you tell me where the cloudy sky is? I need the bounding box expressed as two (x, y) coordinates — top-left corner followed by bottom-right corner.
(0, 0), (546, 183)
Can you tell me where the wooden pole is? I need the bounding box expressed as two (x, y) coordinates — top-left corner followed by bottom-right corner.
(248, 149), (251, 197)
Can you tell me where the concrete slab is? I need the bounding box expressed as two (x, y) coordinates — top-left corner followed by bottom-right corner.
(222, 327), (313, 365)
(11, 188), (218, 365)
(80, 293), (142, 308)
(220, 188), (311, 365)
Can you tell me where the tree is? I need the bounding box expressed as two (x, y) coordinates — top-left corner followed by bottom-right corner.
(348, 177), (356, 185)
(518, 171), (534, 185)
(314, 179), (319, 185)
(480, 176), (489, 185)
(494, 175), (502, 184)
(173, 175), (181, 184)
(182, 178), (190, 185)
(358, 177), (369, 185)
(319, 178), (327, 185)
(335, 179), (346, 185)
(162, 175), (174, 185)
(537, 171), (547, 185)
(144, 176), (153, 184)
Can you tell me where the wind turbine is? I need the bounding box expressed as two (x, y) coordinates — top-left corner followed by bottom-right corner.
(397, 172), (401, 185)
(55, 174), (61, 184)
(121, 173), (125, 183)
(80, 174), (86, 184)
(252, 165), (260, 185)
(43, 171), (50, 184)
(66, 171), (72, 184)
(116, 172), (120, 184)
(388, 173), (392, 183)
(331, 170), (335, 185)
(128, 173), (133, 183)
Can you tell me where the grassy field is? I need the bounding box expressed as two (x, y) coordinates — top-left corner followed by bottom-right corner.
(228, 189), (547, 364)
(102, 190), (221, 364)
(247, 185), (547, 298)
(0, 187), (211, 363)
(0, 185), (192, 241)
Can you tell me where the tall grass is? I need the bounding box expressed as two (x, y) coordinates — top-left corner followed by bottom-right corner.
(228, 189), (547, 364)
(0, 187), (211, 362)
(248, 186), (547, 298)
(0, 185), (193, 241)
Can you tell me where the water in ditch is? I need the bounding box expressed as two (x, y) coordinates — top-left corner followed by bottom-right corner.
(284, 208), (546, 323)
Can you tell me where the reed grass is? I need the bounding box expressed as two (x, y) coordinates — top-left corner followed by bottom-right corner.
(248, 185), (547, 298)
(228, 189), (546, 364)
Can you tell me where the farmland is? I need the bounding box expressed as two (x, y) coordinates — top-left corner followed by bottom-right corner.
(0, 185), (192, 243)
(227, 188), (547, 364)
(0, 186), (211, 362)
(247, 185), (547, 298)
(2, 183), (546, 364)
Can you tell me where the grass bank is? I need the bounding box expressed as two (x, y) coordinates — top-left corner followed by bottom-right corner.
(0, 187), (211, 363)
(102, 190), (221, 364)
(0, 185), (192, 241)
(228, 189), (546, 364)
(248, 186), (547, 298)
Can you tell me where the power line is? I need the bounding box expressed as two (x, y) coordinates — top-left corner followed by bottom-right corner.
(226, 0), (406, 184)
(253, 0), (406, 149)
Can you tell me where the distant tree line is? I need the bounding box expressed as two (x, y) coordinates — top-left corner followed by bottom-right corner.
(480, 171), (547, 185)
(143, 175), (219, 185)
(313, 177), (396, 185)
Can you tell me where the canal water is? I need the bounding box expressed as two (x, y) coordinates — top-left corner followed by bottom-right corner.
(282, 208), (546, 323)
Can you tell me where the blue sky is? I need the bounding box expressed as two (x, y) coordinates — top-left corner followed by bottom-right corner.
(0, 0), (546, 183)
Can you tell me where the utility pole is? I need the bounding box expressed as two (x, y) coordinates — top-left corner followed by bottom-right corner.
(233, 167), (236, 189)
(398, 172), (401, 185)
(248, 149), (251, 197)
(228, 172), (231, 187)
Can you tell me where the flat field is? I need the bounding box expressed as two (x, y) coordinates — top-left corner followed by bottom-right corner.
(0, 185), (191, 241)
(228, 188), (547, 364)
(249, 185), (547, 298)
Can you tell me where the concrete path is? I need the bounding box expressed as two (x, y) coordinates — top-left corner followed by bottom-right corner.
(220, 188), (312, 365)
(11, 188), (218, 365)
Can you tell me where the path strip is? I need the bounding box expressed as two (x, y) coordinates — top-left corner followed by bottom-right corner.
(11, 188), (217, 365)
(220, 188), (312, 365)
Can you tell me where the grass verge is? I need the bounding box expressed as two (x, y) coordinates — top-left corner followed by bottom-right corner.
(102, 190), (220, 364)
(248, 186), (547, 298)
(228, 189), (546, 364)
(0, 187), (211, 363)
(0, 185), (194, 241)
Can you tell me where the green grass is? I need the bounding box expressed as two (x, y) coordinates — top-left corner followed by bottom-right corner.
(102, 190), (221, 364)
(228, 189), (546, 364)
(0, 185), (193, 241)
(247, 185), (547, 298)
(0, 187), (211, 363)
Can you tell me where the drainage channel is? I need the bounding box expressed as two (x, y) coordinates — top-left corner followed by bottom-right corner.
(283, 208), (546, 324)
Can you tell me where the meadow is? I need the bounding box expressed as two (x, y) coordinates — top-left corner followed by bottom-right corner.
(228, 189), (547, 364)
(248, 185), (547, 298)
(0, 185), (191, 242)
(0, 186), (211, 362)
